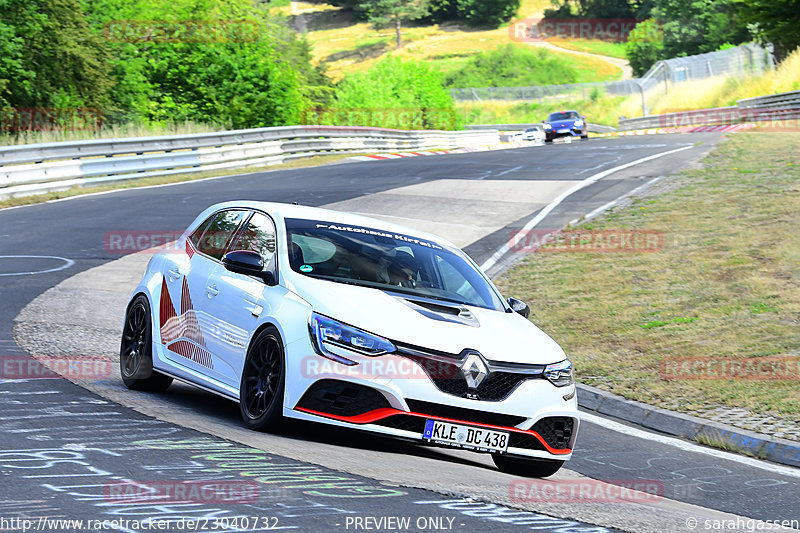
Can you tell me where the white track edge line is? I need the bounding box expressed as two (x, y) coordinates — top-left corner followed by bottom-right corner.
(479, 145), (693, 272)
(580, 412), (800, 478)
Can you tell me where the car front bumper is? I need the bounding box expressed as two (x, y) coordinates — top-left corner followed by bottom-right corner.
(545, 128), (585, 140)
(284, 340), (580, 460)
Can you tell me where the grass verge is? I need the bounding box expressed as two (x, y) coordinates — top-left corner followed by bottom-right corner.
(0, 154), (351, 210)
(546, 38), (628, 59)
(494, 132), (800, 417)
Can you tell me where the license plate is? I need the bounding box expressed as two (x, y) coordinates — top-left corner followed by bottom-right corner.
(423, 420), (509, 453)
(558, 128), (570, 133)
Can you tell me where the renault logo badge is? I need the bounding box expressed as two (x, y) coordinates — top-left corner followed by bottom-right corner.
(461, 351), (488, 389)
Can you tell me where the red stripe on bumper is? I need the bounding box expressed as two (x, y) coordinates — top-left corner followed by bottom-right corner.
(294, 406), (572, 455)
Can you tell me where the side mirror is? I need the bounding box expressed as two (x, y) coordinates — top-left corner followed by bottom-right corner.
(507, 297), (530, 318)
(222, 250), (276, 286)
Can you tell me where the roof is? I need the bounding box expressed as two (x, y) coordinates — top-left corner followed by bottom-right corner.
(204, 201), (459, 249)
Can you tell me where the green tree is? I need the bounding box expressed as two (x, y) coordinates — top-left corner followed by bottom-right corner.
(455, 0), (520, 27)
(653, 0), (748, 58)
(82, 0), (329, 127)
(625, 18), (664, 76)
(0, 0), (113, 109)
(736, 0), (800, 60)
(358, 0), (430, 47)
(544, 0), (637, 18)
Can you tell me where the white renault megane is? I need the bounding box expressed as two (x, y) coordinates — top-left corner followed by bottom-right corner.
(121, 201), (579, 477)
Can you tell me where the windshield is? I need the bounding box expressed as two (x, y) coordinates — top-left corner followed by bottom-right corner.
(548, 111), (580, 121)
(285, 218), (505, 311)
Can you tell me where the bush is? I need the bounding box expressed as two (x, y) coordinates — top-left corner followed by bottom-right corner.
(625, 18), (665, 77)
(328, 57), (461, 130)
(444, 44), (579, 88)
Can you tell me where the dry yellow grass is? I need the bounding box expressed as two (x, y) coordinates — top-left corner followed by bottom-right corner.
(643, 48), (800, 115)
(302, 1), (621, 82)
(518, 0), (553, 18)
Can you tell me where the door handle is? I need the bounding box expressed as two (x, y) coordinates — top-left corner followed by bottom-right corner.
(205, 285), (219, 297)
(167, 268), (181, 280)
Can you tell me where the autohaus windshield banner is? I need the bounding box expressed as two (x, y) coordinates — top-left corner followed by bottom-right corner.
(286, 218), (444, 250)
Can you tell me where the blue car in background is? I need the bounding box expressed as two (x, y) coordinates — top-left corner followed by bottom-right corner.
(543, 111), (588, 142)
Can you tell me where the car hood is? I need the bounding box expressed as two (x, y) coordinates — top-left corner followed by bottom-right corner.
(288, 275), (567, 365)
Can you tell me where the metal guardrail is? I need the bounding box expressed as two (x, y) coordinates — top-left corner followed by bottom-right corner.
(617, 107), (739, 130)
(617, 90), (800, 131)
(0, 126), (500, 200)
(737, 90), (800, 109)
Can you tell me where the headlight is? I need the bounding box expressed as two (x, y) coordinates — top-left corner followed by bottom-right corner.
(310, 312), (395, 364)
(544, 359), (574, 387)
(573, 120), (584, 127)
(544, 123), (552, 130)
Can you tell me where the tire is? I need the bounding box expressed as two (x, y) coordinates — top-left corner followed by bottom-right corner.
(492, 454), (564, 478)
(239, 326), (285, 431)
(581, 134), (589, 140)
(120, 295), (173, 392)
(544, 138), (553, 143)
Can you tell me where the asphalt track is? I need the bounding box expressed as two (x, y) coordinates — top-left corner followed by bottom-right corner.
(2, 134), (799, 532)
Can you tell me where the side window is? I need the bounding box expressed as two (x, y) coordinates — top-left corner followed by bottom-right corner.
(230, 212), (277, 263)
(189, 216), (214, 249)
(193, 210), (247, 260)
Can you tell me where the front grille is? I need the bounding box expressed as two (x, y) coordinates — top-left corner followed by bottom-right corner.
(508, 432), (547, 451)
(406, 399), (527, 428)
(532, 417), (575, 449)
(296, 379), (390, 417)
(397, 348), (539, 401)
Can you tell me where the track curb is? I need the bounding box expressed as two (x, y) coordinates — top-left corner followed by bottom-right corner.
(577, 383), (800, 468)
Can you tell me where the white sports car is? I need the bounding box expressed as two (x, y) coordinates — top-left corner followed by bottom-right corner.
(121, 201), (579, 477)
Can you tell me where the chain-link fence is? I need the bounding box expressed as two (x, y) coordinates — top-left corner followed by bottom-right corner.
(450, 44), (774, 106)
